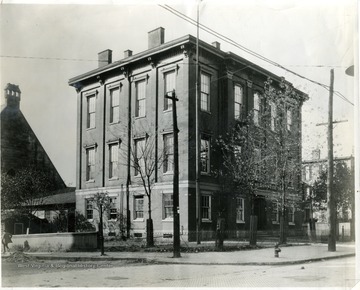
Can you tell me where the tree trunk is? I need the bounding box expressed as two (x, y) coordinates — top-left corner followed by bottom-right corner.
(249, 215), (257, 246)
(99, 205), (105, 256)
(146, 219), (154, 247)
(279, 215), (287, 244)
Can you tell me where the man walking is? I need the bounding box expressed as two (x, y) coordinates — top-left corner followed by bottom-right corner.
(2, 231), (12, 253)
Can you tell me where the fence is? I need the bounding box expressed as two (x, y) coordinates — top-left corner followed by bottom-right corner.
(10, 232), (98, 252)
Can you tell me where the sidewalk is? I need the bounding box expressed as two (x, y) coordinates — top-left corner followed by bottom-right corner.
(19, 243), (355, 266)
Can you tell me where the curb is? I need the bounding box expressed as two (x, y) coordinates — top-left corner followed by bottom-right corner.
(10, 252), (354, 266)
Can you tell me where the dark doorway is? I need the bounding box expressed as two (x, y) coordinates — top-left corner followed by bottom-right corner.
(254, 197), (267, 230)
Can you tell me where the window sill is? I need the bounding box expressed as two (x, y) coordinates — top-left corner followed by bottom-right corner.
(202, 219), (212, 223)
(134, 116), (146, 120)
(272, 221), (280, 225)
(289, 222), (295, 226)
(201, 110), (211, 115)
(86, 127), (96, 131)
(162, 218), (174, 222)
(85, 180), (95, 183)
(133, 218), (144, 222)
(163, 171), (174, 176)
(201, 172), (211, 176)
(109, 121), (120, 125)
(163, 109), (172, 113)
(108, 177), (119, 181)
(236, 221), (245, 224)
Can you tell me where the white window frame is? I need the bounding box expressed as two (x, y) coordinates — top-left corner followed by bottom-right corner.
(134, 138), (146, 176)
(234, 84), (244, 119)
(287, 109), (292, 131)
(109, 143), (119, 179)
(108, 197), (117, 220)
(270, 101), (277, 131)
(86, 147), (96, 181)
(200, 136), (211, 174)
(236, 197), (245, 223)
(109, 86), (120, 124)
(288, 205), (295, 224)
(163, 133), (174, 173)
(164, 70), (176, 111)
(87, 94), (96, 129)
(135, 79), (146, 118)
(200, 72), (211, 112)
(163, 192), (174, 220)
(134, 196), (144, 220)
(201, 194), (212, 221)
(253, 92), (260, 126)
(86, 199), (94, 220)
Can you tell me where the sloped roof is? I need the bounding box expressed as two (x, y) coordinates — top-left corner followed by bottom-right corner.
(41, 189), (76, 205)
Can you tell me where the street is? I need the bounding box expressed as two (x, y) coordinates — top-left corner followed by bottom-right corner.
(1, 256), (356, 288)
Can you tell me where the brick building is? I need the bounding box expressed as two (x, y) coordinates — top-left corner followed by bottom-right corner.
(69, 28), (307, 241)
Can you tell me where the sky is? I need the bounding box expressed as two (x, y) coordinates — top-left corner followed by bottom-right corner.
(0, 0), (357, 186)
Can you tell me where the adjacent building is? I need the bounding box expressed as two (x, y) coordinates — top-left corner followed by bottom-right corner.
(1, 83), (73, 234)
(69, 27), (308, 241)
(302, 149), (355, 223)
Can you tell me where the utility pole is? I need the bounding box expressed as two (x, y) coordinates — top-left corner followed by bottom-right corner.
(195, 0), (201, 244)
(327, 69), (336, 252)
(166, 89), (181, 258)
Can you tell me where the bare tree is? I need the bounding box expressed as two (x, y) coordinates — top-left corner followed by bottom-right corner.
(127, 134), (164, 247)
(92, 191), (112, 256)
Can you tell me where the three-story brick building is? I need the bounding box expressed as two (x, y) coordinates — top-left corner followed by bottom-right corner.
(69, 27), (308, 241)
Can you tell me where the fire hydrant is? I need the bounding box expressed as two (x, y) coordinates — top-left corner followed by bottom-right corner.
(274, 244), (281, 258)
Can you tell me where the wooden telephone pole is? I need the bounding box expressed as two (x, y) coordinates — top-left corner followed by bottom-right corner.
(327, 69), (336, 251)
(166, 90), (181, 258)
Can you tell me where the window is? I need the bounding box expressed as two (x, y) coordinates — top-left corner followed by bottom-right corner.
(164, 71), (175, 110)
(134, 138), (146, 176)
(272, 202), (279, 223)
(110, 87), (120, 123)
(201, 195), (211, 220)
(287, 109), (292, 130)
(86, 199), (93, 220)
(109, 143), (119, 179)
(108, 198), (117, 220)
(270, 101), (277, 131)
(254, 148), (261, 177)
(134, 196), (144, 219)
(135, 80), (146, 117)
(288, 206), (295, 224)
(200, 137), (210, 174)
(253, 92), (260, 125)
(200, 73), (210, 111)
(236, 197), (245, 223)
(305, 166), (311, 181)
(86, 147), (95, 181)
(163, 193), (173, 219)
(163, 134), (174, 173)
(234, 84), (244, 119)
(87, 95), (96, 129)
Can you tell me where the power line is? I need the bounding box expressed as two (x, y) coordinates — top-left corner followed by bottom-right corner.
(0, 55), (100, 62)
(159, 4), (354, 107)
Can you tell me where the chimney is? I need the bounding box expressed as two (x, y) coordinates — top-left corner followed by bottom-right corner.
(148, 27), (165, 49)
(312, 149), (321, 160)
(124, 50), (133, 58)
(212, 41), (221, 49)
(98, 49), (112, 68)
(4, 83), (21, 109)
